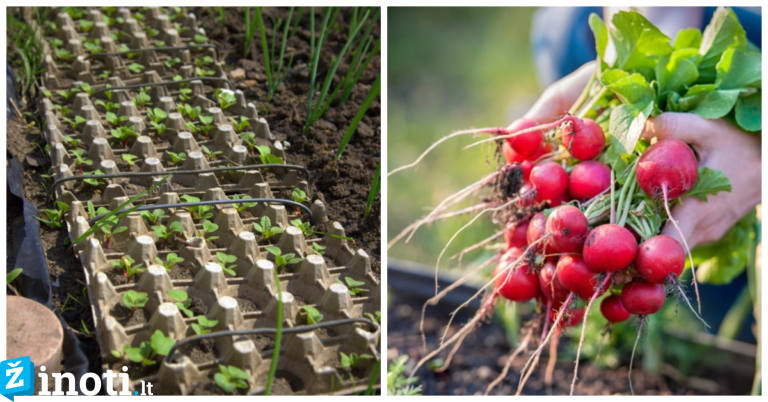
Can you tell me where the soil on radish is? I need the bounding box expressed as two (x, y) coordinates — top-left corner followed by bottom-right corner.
(6, 6), (380, 394)
(388, 294), (751, 395)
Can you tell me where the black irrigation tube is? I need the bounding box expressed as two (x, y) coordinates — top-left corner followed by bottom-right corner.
(84, 44), (219, 60)
(49, 164), (310, 196)
(87, 198), (316, 226)
(89, 76), (233, 97)
(163, 317), (379, 364)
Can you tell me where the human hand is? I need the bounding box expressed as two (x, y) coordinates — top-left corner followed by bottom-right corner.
(523, 62), (595, 122)
(641, 113), (761, 248)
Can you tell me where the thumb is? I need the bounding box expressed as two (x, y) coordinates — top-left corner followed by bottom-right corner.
(523, 61), (595, 123)
(641, 112), (711, 144)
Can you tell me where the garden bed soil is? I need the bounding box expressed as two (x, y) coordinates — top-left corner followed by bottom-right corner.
(6, 6), (380, 394)
(388, 294), (753, 395)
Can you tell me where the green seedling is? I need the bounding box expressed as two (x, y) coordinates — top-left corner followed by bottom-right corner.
(80, 320), (92, 336)
(127, 62), (145, 74)
(228, 116), (250, 133)
(86, 201), (98, 219)
(165, 151), (187, 166)
(80, 83), (95, 96)
(70, 149), (92, 173)
(215, 90), (236, 109)
(6, 268), (22, 285)
(340, 352), (373, 369)
(60, 293), (84, 314)
(256, 146), (284, 165)
(253, 216), (283, 242)
(194, 56), (214, 67)
(194, 34), (208, 44)
(185, 121), (199, 136)
(178, 88), (193, 102)
(104, 84), (114, 101)
(49, 38), (63, 48)
(230, 194), (257, 212)
(98, 70), (111, 80)
(100, 221), (127, 251)
(36, 202), (69, 229)
(168, 289), (193, 317)
(122, 330), (173, 366)
(122, 154), (141, 167)
(172, 23), (188, 33)
(303, 305), (323, 325)
(336, 277), (368, 295)
(63, 135), (82, 148)
(215, 252), (237, 276)
(265, 246), (303, 274)
(290, 219), (313, 237)
(364, 311), (381, 324)
(148, 108), (168, 124)
(214, 364), (249, 394)
(111, 127), (140, 148)
(122, 289), (148, 315)
(164, 56), (181, 68)
(181, 195), (214, 220)
(198, 115), (215, 139)
(201, 145), (222, 162)
(79, 19), (95, 33)
(139, 209), (165, 225)
(112, 255), (146, 280)
(106, 112), (129, 127)
(83, 41), (103, 54)
(183, 104), (201, 120)
(155, 253), (184, 273)
(133, 90), (152, 110)
(62, 115), (87, 132)
(292, 188), (307, 204)
(152, 221), (185, 248)
(254, 7), (297, 101)
(240, 132), (257, 155)
(191, 316), (218, 336)
(309, 242), (326, 256)
(82, 169), (105, 187)
(54, 104), (73, 116)
(96, 100), (117, 112)
(200, 220), (220, 244)
(195, 67), (214, 77)
(155, 40), (166, 47)
(54, 47), (75, 61)
(151, 121), (168, 136)
(146, 27), (160, 38)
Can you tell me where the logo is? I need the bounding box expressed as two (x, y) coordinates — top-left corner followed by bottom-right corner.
(1, 357), (153, 398)
(1, 357), (35, 401)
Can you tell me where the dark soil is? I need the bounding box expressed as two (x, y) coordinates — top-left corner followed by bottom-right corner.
(388, 294), (752, 395)
(6, 6), (380, 395)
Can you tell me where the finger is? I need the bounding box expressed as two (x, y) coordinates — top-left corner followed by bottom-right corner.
(524, 61), (596, 123)
(641, 112), (713, 144)
(659, 200), (698, 249)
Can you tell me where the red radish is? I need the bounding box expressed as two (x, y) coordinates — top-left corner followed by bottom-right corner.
(600, 295), (631, 323)
(530, 161), (568, 202)
(525, 142), (555, 162)
(526, 212), (547, 248)
(520, 160), (534, 181)
(545, 205), (588, 253)
(621, 280), (666, 316)
(635, 235), (685, 283)
(539, 261), (569, 305)
(505, 220), (530, 249)
(518, 183), (537, 207)
(636, 139), (698, 200)
(502, 141), (525, 164)
(548, 307), (585, 327)
(506, 117), (543, 158)
(625, 225), (642, 243)
(556, 255), (603, 300)
(562, 117), (605, 160)
(495, 248), (539, 302)
(568, 161), (611, 201)
(582, 224), (638, 273)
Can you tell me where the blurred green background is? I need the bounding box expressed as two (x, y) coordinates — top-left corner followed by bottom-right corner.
(388, 7), (541, 273)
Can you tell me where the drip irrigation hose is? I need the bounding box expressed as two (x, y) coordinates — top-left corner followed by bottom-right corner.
(48, 164), (310, 196)
(84, 44), (219, 60)
(88, 76), (233, 97)
(87, 197), (317, 226)
(163, 317), (379, 364)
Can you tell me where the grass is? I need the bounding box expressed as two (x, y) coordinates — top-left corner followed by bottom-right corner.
(7, 8), (51, 99)
(255, 7), (297, 101)
(339, 7), (381, 105)
(304, 7), (373, 133)
(364, 160), (381, 220)
(243, 7), (258, 58)
(337, 73), (380, 160)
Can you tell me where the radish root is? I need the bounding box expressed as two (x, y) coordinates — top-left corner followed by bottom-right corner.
(570, 274), (613, 395)
(669, 276), (710, 328)
(485, 327), (533, 395)
(628, 317), (646, 396)
(662, 184), (701, 313)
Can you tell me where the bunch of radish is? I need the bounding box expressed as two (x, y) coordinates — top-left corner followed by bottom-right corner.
(390, 7), (759, 395)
